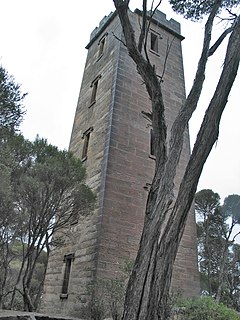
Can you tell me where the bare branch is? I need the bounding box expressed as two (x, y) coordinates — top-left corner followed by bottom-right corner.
(136, 1), (163, 63)
(172, 14), (240, 240)
(226, 8), (238, 19)
(233, 230), (240, 242)
(138, 0), (147, 52)
(112, 32), (127, 47)
(208, 26), (234, 56)
(160, 36), (175, 80)
(143, 1), (163, 61)
(165, 0), (223, 186)
(150, 0), (162, 17)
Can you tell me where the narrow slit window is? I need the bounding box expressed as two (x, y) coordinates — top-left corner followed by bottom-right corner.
(97, 33), (108, 59)
(90, 75), (101, 106)
(98, 37), (105, 58)
(90, 80), (98, 105)
(61, 253), (74, 296)
(82, 127), (93, 161)
(150, 33), (158, 53)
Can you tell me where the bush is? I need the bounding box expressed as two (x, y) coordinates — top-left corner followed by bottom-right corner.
(178, 297), (240, 320)
(79, 260), (134, 319)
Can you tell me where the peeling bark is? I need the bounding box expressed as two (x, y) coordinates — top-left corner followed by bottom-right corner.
(113, 1), (240, 319)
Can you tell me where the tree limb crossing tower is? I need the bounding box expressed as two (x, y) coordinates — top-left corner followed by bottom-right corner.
(41, 9), (200, 316)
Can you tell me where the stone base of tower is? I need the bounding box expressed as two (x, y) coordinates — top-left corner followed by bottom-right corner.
(40, 208), (199, 317)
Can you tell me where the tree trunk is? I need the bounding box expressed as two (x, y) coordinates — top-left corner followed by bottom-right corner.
(216, 223), (234, 302)
(23, 285), (34, 312)
(22, 248), (37, 311)
(205, 217), (212, 295)
(112, 2), (240, 319)
(10, 257), (25, 309)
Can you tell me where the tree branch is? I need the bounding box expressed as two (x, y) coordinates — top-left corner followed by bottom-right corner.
(112, 32), (127, 47)
(138, 0), (147, 52)
(163, 0), (222, 196)
(208, 26), (234, 56)
(171, 13), (240, 244)
(160, 36), (175, 81)
(113, 0), (167, 172)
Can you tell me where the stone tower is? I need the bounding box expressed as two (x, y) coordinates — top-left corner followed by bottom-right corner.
(41, 9), (199, 316)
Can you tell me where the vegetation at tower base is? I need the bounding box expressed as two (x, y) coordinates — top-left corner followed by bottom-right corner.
(81, 260), (134, 320)
(113, 1), (240, 319)
(174, 296), (240, 320)
(0, 66), (96, 312)
(196, 189), (240, 311)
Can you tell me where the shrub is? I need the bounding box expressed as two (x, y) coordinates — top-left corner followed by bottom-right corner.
(179, 297), (240, 320)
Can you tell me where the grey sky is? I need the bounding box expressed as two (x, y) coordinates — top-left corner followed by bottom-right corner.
(0, 0), (239, 201)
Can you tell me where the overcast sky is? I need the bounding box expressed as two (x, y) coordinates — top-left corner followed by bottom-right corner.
(0, 0), (239, 201)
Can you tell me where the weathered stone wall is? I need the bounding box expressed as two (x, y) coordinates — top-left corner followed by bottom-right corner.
(0, 309), (183, 320)
(0, 310), (81, 320)
(41, 12), (122, 315)
(40, 9), (199, 316)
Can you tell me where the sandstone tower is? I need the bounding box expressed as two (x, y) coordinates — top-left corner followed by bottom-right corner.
(41, 9), (199, 316)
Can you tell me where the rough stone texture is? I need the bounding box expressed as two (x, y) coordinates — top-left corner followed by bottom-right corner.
(0, 310), (81, 320)
(40, 9), (199, 316)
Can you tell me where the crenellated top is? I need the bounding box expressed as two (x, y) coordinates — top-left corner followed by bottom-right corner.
(147, 9), (181, 34)
(86, 8), (183, 49)
(86, 11), (117, 49)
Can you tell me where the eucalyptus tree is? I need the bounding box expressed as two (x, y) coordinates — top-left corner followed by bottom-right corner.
(195, 189), (221, 295)
(8, 137), (96, 311)
(196, 190), (240, 310)
(0, 65), (96, 311)
(112, 1), (240, 319)
(216, 194), (240, 302)
(0, 65), (26, 133)
(0, 65), (26, 308)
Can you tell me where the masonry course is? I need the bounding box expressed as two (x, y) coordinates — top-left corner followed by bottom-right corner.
(40, 9), (200, 316)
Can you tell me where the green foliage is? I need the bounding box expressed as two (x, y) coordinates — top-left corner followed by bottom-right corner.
(0, 66), (96, 309)
(0, 134), (95, 310)
(177, 297), (240, 320)
(0, 61), (96, 312)
(169, 0), (240, 20)
(0, 163), (14, 224)
(222, 194), (240, 223)
(81, 260), (133, 320)
(12, 136), (96, 230)
(196, 189), (240, 311)
(0, 65), (26, 133)
(1, 241), (47, 310)
(195, 189), (220, 218)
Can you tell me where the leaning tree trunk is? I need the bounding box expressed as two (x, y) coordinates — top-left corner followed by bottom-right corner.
(123, 19), (240, 320)
(216, 222), (235, 302)
(112, 1), (240, 320)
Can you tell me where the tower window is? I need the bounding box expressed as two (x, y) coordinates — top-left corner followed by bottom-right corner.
(61, 253), (74, 297)
(90, 80), (98, 105)
(90, 75), (101, 107)
(98, 37), (105, 58)
(82, 127), (93, 161)
(97, 33), (108, 59)
(150, 32), (158, 53)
